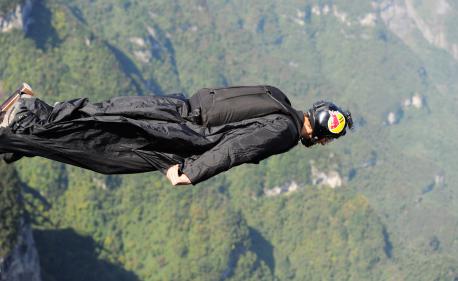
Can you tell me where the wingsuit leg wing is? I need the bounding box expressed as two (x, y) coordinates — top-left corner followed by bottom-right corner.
(0, 94), (201, 174)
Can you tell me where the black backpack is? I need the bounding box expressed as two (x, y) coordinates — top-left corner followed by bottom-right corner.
(188, 85), (300, 129)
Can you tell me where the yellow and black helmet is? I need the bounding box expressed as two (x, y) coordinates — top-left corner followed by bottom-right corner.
(302, 101), (353, 147)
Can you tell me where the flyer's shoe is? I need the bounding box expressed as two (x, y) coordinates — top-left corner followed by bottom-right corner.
(0, 83), (35, 128)
(1, 83), (34, 112)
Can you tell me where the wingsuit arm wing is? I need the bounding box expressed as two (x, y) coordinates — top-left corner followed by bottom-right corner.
(181, 115), (299, 184)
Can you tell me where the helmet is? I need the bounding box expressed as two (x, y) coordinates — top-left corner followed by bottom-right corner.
(301, 101), (353, 147)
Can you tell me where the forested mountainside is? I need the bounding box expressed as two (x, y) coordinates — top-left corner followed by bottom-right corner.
(0, 0), (457, 280)
(0, 163), (21, 259)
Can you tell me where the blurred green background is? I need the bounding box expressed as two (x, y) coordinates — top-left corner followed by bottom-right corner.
(1, 0), (458, 280)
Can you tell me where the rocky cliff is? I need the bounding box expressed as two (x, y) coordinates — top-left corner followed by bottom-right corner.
(0, 0), (33, 33)
(0, 160), (41, 281)
(0, 218), (41, 281)
(379, 0), (458, 60)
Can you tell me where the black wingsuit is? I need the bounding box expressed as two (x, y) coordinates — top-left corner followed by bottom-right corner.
(0, 85), (303, 184)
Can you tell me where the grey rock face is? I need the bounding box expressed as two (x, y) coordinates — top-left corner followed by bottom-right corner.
(379, 0), (458, 60)
(311, 165), (343, 188)
(0, 0), (33, 33)
(0, 219), (41, 281)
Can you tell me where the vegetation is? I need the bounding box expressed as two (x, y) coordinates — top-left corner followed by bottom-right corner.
(0, 0), (457, 280)
(0, 0), (25, 16)
(0, 162), (22, 258)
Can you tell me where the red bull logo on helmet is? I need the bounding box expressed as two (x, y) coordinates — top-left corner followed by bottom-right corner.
(328, 110), (346, 134)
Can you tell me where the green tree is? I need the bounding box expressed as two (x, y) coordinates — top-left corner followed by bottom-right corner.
(0, 162), (22, 258)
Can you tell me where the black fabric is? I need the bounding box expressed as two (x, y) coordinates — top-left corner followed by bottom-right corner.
(0, 87), (302, 184)
(189, 85), (304, 134)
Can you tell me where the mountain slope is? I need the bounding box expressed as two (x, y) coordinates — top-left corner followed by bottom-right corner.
(1, 0), (457, 280)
